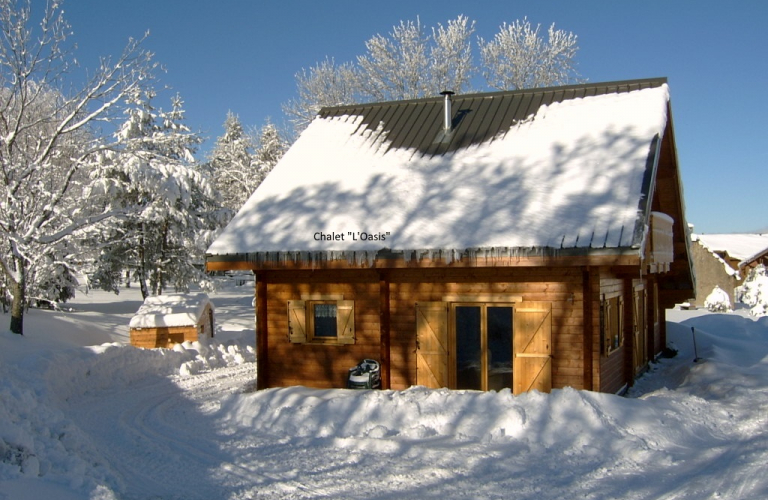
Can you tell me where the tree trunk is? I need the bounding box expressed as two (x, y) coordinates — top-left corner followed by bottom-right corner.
(138, 225), (149, 300)
(9, 263), (26, 335)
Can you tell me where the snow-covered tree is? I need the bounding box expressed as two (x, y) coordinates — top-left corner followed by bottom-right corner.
(704, 286), (732, 313)
(88, 90), (220, 299)
(479, 18), (580, 91)
(251, 120), (288, 188)
(357, 16), (475, 102)
(281, 58), (359, 133)
(283, 16), (475, 134)
(0, 0), (156, 334)
(205, 115), (287, 213)
(284, 16), (580, 135)
(205, 112), (255, 213)
(736, 265), (768, 317)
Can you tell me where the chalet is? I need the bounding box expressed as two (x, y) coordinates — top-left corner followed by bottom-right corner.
(206, 78), (695, 395)
(690, 233), (768, 307)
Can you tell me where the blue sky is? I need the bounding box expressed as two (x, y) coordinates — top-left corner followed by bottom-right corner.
(52, 0), (767, 234)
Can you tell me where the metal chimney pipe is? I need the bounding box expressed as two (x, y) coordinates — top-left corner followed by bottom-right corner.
(440, 90), (455, 131)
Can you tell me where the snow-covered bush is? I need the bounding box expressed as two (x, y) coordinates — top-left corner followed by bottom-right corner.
(736, 264), (768, 317)
(704, 286), (732, 312)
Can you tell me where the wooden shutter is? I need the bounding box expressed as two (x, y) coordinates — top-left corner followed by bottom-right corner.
(287, 300), (306, 343)
(415, 302), (448, 389)
(336, 300), (355, 345)
(513, 301), (552, 395)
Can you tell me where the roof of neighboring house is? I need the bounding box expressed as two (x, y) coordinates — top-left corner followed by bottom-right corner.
(207, 78), (678, 265)
(129, 293), (213, 329)
(692, 233), (768, 270)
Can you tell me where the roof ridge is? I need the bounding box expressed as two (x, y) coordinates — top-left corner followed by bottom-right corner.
(318, 77), (669, 114)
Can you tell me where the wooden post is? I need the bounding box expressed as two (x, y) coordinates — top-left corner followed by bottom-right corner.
(581, 267), (594, 391)
(255, 272), (269, 390)
(623, 278), (635, 388)
(379, 273), (391, 390)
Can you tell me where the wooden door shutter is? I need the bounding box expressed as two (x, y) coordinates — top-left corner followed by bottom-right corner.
(336, 300), (355, 345)
(287, 300), (306, 343)
(513, 301), (552, 395)
(415, 302), (448, 389)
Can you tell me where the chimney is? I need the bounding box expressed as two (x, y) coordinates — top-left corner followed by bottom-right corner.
(440, 90), (455, 131)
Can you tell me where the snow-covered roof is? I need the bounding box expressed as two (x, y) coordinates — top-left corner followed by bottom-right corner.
(129, 293), (213, 329)
(207, 80), (671, 263)
(692, 233), (768, 269)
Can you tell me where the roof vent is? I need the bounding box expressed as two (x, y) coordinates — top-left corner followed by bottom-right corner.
(440, 90), (454, 131)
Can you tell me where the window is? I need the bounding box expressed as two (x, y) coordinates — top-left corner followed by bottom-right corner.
(601, 294), (624, 355)
(287, 297), (355, 345)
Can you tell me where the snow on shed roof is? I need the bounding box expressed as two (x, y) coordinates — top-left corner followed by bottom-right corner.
(129, 293), (213, 329)
(693, 233), (768, 268)
(207, 80), (671, 263)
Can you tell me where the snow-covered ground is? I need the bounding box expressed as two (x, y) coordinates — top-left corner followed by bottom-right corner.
(2, 283), (768, 499)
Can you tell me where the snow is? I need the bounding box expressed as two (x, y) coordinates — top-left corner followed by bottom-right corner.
(128, 293), (212, 329)
(208, 86), (670, 262)
(2, 286), (768, 499)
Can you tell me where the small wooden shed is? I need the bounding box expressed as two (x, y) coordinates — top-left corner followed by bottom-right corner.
(129, 293), (215, 348)
(205, 78), (695, 394)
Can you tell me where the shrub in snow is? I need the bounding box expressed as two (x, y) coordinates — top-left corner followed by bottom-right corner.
(737, 264), (768, 317)
(704, 286), (731, 312)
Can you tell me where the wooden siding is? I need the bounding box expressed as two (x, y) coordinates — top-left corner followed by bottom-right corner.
(130, 325), (199, 349)
(129, 303), (214, 349)
(259, 267), (593, 391)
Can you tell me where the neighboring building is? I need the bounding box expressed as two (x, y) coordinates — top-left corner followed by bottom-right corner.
(691, 233), (768, 307)
(129, 293), (215, 348)
(206, 78), (694, 395)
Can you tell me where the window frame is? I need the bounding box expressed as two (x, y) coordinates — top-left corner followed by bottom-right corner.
(287, 295), (355, 346)
(307, 300), (340, 344)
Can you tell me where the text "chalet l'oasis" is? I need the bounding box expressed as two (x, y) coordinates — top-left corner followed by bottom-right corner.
(313, 231), (391, 242)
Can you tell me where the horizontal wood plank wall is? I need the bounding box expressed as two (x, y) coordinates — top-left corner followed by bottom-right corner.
(388, 267), (584, 390)
(130, 325), (198, 348)
(263, 270), (381, 388)
(260, 267), (601, 391)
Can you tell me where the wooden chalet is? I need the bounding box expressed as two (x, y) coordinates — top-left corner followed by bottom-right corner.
(206, 78), (695, 395)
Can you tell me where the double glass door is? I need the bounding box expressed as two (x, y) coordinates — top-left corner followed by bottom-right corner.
(452, 304), (513, 391)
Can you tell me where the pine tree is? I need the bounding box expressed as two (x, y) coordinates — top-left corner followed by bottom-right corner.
(205, 115), (287, 213)
(88, 90), (219, 299)
(204, 112), (256, 213)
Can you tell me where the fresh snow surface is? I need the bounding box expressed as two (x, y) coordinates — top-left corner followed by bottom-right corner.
(128, 293), (212, 329)
(208, 86), (669, 260)
(3, 285), (768, 499)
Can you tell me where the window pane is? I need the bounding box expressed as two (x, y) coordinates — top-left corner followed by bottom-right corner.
(487, 307), (513, 391)
(314, 303), (337, 337)
(456, 306), (481, 390)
